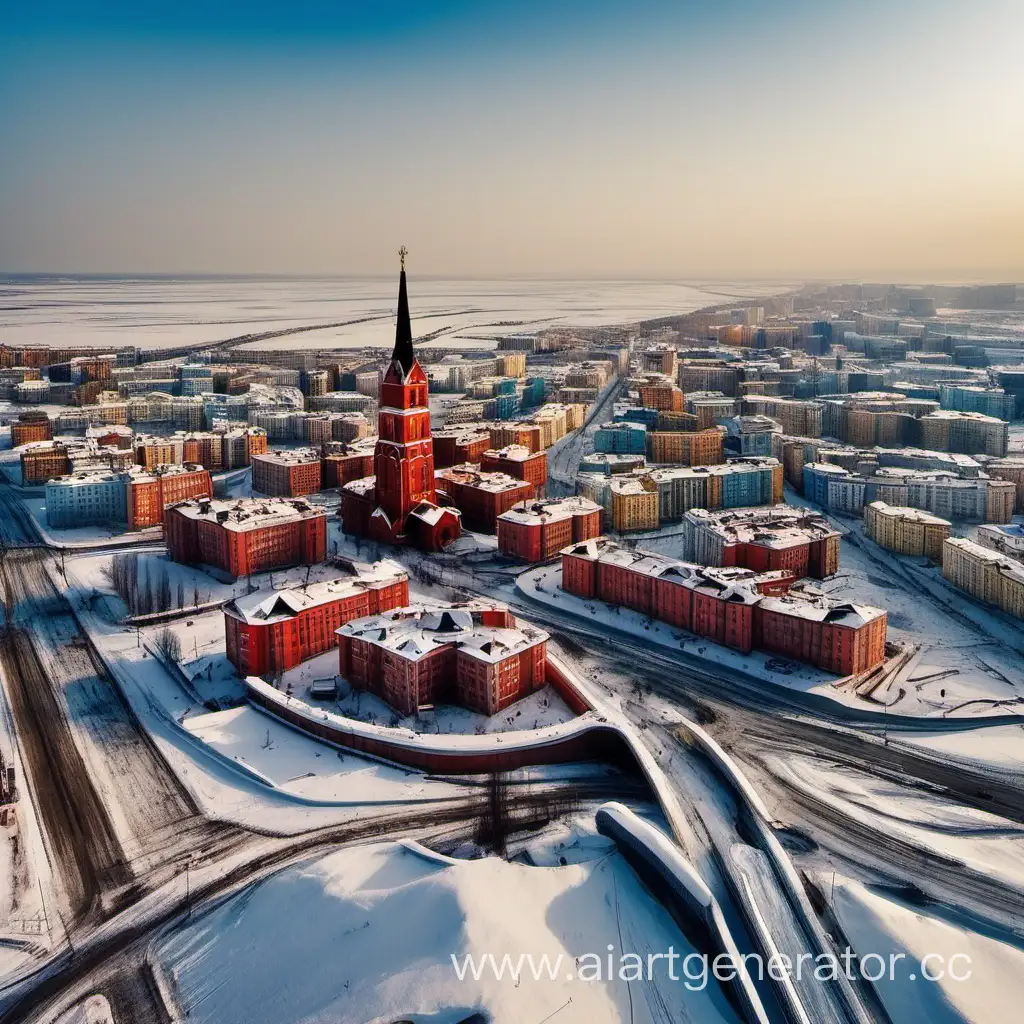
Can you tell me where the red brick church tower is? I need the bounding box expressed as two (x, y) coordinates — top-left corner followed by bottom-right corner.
(340, 251), (462, 551)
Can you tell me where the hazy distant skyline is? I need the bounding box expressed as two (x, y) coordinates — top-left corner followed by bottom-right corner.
(2, 0), (1022, 280)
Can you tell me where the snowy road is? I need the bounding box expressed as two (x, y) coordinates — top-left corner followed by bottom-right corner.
(546, 373), (627, 495)
(730, 844), (849, 1024)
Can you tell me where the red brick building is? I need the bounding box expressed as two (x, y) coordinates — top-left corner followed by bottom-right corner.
(20, 443), (72, 484)
(432, 428), (492, 469)
(70, 356), (114, 384)
(435, 465), (535, 533)
(223, 559), (409, 676)
(182, 433), (225, 472)
(647, 430), (724, 466)
(756, 597), (887, 676)
(497, 496), (603, 562)
(480, 445), (548, 493)
(72, 380), (105, 406)
(341, 264), (462, 551)
(126, 463), (213, 528)
(86, 424), (134, 449)
(561, 537), (884, 675)
(639, 383), (685, 412)
(337, 601), (549, 716)
(321, 439), (376, 488)
(11, 412), (52, 447)
(683, 506), (841, 579)
(489, 422), (544, 453)
(165, 497), (328, 579)
(252, 448), (322, 497)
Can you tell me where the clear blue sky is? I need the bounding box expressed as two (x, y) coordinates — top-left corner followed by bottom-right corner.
(2, 1), (1022, 278)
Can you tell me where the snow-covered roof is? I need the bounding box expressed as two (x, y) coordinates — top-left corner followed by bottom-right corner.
(921, 409), (1006, 424)
(578, 453), (646, 466)
(560, 536), (778, 604)
(685, 505), (839, 549)
(322, 437), (377, 458)
(758, 594), (886, 626)
(944, 536), (1008, 564)
(167, 497), (327, 530)
(225, 560), (408, 625)
(407, 501), (461, 527)
(597, 420), (647, 432)
(337, 602), (548, 665)
(430, 426), (491, 442)
(125, 462), (208, 485)
(482, 444), (540, 463)
(865, 501), (951, 527)
(252, 447), (321, 466)
(497, 496), (601, 527)
(437, 465), (533, 495)
(977, 521), (1024, 540)
(342, 475), (376, 496)
(646, 458), (780, 483)
(45, 470), (123, 487)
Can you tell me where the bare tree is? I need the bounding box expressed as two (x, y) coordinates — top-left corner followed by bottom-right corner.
(137, 562), (151, 616)
(157, 565), (172, 612)
(154, 627), (182, 664)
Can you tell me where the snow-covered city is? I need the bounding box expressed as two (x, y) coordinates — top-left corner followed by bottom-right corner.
(3, 2), (1024, 1021)
(0, 267), (1023, 1024)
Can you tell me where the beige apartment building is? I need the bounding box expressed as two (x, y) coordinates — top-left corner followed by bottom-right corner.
(942, 536), (1024, 619)
(610, 477), (659, 532)
(863, 501), (951, 562)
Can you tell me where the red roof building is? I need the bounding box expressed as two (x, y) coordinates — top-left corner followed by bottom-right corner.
(321, 438), (377, 488)
(11, 412), (52, 447)
(480, 444), (547, 492)
(432, 428), (492, 469)
(682, 506), (841, 579)
(165, 497), (327, 579)
(252, 448), (323, 497)
(561, 537), (884, 675)
(224, 559), (409, 676)
(126, 463), (213, 528)
(497, 496), (603, 562)
(435, 465), (535, 533)
(755, 595), (887, 676)
(337, 601), (549, 716)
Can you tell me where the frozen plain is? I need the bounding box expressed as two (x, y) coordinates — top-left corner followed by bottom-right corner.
(0, 275), (787, 352)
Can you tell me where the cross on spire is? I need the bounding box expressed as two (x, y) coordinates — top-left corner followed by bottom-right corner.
(398, 246), (408, 271)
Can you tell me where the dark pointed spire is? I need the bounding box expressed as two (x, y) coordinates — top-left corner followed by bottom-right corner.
(392, 246), (414, 377)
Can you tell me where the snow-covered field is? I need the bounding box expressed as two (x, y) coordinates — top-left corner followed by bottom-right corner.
(183, 706), (435, 803)
(766, 753), (1024, 893)
(154, 838), (743, 1024)
(0, 276), (784, 352)
(833, 879), (1024, 1024)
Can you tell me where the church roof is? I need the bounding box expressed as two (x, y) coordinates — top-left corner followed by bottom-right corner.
(391, 267), (415, 378)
